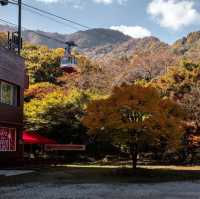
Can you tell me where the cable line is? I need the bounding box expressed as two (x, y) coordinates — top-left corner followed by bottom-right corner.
(23, 6), (80, 32)
(3, 0), (120, 48)
(8, 0), (118, 43)
(10, 0), (90, 30)
(0, 18), (66, 44)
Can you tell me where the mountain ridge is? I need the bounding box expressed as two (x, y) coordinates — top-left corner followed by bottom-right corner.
(0, 25), (131, 49)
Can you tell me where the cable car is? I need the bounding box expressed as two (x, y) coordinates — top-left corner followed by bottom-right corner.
(60, 41), (78, 73)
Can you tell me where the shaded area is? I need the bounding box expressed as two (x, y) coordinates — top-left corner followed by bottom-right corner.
(1, 166), (200, 186)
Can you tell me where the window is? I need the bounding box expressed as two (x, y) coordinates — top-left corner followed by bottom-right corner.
(0, 81), (19, 106)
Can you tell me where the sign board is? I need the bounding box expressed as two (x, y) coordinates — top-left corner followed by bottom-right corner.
(44, 144), (86, 152)
(0, 127), (16, 152)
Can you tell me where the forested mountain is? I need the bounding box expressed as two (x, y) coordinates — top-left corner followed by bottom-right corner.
(85, 36), (168, 59)
(0, 24), (175, 86)
(0, 25), (130, 49)
(0, 25), (169, 60)
(2, 25), (199, 91)
(172, 31), (200, 62)
(2, 24), (200, 88)
(22, 28), (131, 50)
(1, 24), (200, 59)
(67, 28), (130, 49)
(0, 24), (16, 32)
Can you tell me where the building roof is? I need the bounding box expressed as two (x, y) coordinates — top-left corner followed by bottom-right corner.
(0, 47), (25, 86)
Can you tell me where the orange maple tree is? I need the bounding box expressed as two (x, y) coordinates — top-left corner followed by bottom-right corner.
(82, 84), (185, 169)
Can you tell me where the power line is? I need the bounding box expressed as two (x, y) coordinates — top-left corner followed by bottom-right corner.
(23, 6), (80, 32)
(10, 0), (90, 30)
(0, 18), (66, 44)
(0, 18), (18, 28)
(9, 0), (118, 43)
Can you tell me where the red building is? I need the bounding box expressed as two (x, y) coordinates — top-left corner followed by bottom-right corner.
(0, 47), (27, 164)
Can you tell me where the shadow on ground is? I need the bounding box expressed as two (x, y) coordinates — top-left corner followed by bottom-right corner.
(1, 166), (200, 186)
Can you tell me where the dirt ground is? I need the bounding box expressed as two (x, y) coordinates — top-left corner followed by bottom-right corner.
(0, 165), (200, 199)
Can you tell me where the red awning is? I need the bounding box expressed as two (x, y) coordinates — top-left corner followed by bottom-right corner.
(23, 131), (57, 144)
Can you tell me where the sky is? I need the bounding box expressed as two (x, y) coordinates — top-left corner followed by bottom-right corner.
(1, 0), (200, 44)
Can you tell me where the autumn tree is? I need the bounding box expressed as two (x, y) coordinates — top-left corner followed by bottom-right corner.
(147, 59), (200, 162)
(82, 84), (184, 170)
(22, 44), (64, 84)
(151, 59), (200, 126)
(181, 87), (200, 127)
(24, 82), (60, 102)
(0, 32), (7, 47)
(73, 53), (113, 94)
(111, 49), (178, 88)
(24, 88), (103, 143)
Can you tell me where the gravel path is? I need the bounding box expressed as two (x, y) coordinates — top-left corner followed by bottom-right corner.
(1, 181), (200, 199)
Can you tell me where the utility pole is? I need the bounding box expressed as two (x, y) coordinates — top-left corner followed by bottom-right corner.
(18, 0), (22, 55)
(0, 0), (22, 55)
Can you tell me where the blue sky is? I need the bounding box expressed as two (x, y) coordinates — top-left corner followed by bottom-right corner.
(1, 0), (200, 44)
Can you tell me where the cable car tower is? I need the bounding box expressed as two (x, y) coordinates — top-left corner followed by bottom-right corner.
(60, 41), (78, 73)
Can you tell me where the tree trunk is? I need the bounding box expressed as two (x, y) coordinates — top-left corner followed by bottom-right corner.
(130, 142), (138, 171)
(129, 130), (139, 172)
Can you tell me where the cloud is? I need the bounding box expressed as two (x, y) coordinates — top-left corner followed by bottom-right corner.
(34, 0), (84, 8)
(110, 25), (152, 38)
(147, 0), (200, 30)
(93, 0), (112, 4)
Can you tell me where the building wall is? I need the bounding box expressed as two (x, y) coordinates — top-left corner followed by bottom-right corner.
(0, 48), (26, 164)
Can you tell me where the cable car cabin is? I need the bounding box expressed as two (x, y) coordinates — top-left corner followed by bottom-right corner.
(60, 55), (78, 73)
(60, 41), (78, 73)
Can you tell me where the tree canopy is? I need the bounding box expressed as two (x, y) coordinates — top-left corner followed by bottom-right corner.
(22, 44), (64, 84)
(19, 39), (200, 164)
(24, 84), (104, 143)
(82, 84), (185, 168)
(0, 32), (7, 47)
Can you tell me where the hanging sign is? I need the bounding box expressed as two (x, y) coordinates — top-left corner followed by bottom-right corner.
(0, 127), (16, 152)
(44, 144), (86, 151)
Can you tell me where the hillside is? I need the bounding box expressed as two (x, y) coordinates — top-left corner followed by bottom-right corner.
(2, 24), (200, 89)
(0, 24), (169, 60)
(23, 30), (67, 48)
(67, 28), (130, 49)
(1, 24), (200, 60)
(0, 24), (16, 32)
(0, 25), (130, 49)
(0, 24), (179, 90)
(172, 31), (200, 62)
(91, 36), (169, 59)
